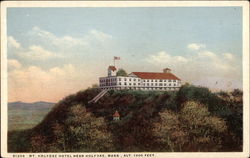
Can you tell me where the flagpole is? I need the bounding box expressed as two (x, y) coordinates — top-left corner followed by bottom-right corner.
(113, 57), (115, 67)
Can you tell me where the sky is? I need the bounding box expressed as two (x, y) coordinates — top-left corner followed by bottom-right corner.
(7, 7), (243, 102)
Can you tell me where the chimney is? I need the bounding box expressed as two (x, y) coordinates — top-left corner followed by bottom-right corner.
(163, 68), (171, 73)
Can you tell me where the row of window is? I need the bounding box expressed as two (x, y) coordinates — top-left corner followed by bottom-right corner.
(122, 83), (177, 86)
(100, 78), (117, 82)
(100, 78), (179, 83)
(100, 83), (178, 87)
(102, 87), (179, 90)
(143, 79), (178, 82)
(121, 78), (140, 82)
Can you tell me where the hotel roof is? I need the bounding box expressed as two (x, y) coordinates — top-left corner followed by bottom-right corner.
(131, 72), (180, 80)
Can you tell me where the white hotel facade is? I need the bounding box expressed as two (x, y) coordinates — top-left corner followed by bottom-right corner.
(99, 66), (181, 91)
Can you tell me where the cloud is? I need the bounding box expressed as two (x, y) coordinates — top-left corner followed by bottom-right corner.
(17, 45), (63, 60)
(28, 26), (112, 51)
(187, 43), (206, 51)
(26, 27), (86, 53)
(146, 51), (188, 65)
(8, 64), (80, 102)
(223, 53), (234, 60)
(8, 36), (21, 49)
(87, 29), (113, 42)
(7, 61), (107, 102)
(8, 27), (115, 63)
(145, 47), (242, 91)
(8, 59), (22, 69)
(7, 36), (63, 61)
(198, 51), (217, 58)
(7, 27), (116, 102)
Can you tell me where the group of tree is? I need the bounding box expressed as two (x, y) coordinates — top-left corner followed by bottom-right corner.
(8, 84), (243, 152)
(30, 104), (114, 152)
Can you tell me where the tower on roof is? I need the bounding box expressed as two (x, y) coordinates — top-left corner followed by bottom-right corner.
(163, 68), (171, 73)
(108, 66), (117, 77)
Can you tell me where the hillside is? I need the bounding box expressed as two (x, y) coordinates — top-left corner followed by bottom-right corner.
(8, 101), (55, 131)
(8, 84), (243, 152)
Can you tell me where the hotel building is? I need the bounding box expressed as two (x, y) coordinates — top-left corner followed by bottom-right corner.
(99, 66), (181, 91)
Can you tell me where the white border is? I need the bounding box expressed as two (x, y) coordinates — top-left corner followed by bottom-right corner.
(1, 1), (249, 158)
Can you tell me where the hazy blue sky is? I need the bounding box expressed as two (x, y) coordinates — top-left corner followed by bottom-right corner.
(7, 7), (242, 102)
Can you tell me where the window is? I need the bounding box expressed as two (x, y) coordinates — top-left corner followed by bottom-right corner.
(129, 79), (131, 81)
(147, 83), (149, 86)
(138, 79), (140, 81)
(164, 84), (166, 86)
(151, 80), (153, 82)
(134, 79), (136, 81)
(164, 80), (166, 82)
(151, 83), (153, 86)
(159, 83), (162, 86)
(147, 80), (149, 82)
(160, 80), (162, 82)
(129, 83), (131, 85)
(125, 78), (127, 81)
(124, 83), (127, 85)
(119, 83), (121, 85)
(119, 78), (121, 81)
(134, 83), (136, 85)
(155, 83), (158, 86)
(169, 84), (171, 86)
(138, 83), (140, 85)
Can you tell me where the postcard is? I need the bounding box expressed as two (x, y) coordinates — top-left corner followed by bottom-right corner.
(1, 1), (249, 158)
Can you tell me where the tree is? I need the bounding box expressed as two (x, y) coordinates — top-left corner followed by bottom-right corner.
(30, 134), (47, 152)
(116, 68), (127, 76)
(180, 101), (227, 151)
(152, 101), (228, 151)
(53, 104), (114, 152)
(51, 122), (66, 152)
(152, 110), (187, 152)
(231, 89), (243, 97)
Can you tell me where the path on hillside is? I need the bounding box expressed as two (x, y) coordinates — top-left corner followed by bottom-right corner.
(88, 89), (108, 104)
